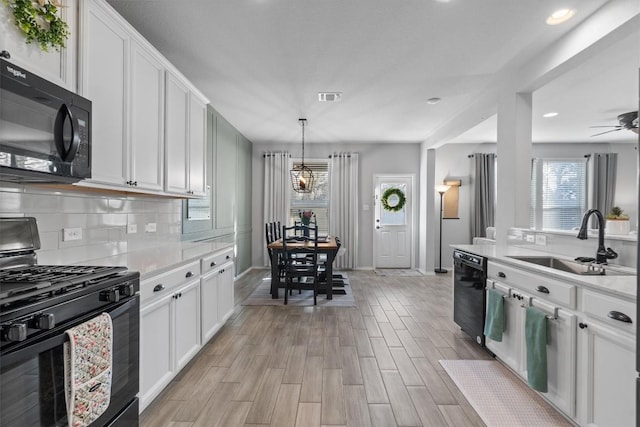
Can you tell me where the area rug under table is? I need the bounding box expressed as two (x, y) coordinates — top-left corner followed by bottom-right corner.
(439, 359), (572, 427)
(241, 273), (354, 307)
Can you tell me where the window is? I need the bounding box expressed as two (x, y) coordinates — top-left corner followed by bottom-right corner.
(289, 160), (330, 235)
(530, 158), (587, 230)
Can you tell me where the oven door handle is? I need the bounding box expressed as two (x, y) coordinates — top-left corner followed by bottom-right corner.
(54, 103), (80, 162)
(1, 296), (138, 370)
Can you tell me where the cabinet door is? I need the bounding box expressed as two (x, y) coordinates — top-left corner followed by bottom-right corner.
(188, 94), (207, 196)
(174, 279), (201, 370)
(130, 39), (164, 191)
(140, 293), (173, 411)
(528, 300), (576, 417)
(215, 115), (237, 231)
(200, 270), (220, 344)
(217, 263), (235, 323)
(165, 71), (190, 195)
(80, 0), (129, 186)
(579, 320), (635, 427)
(485, 281), (525, 374)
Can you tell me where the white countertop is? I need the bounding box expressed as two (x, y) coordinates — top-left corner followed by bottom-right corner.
(67, 240), (234, 280)
(452, 244), (637, 301)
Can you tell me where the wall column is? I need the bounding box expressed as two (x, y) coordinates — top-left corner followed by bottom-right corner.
(495, 91), (532, 246)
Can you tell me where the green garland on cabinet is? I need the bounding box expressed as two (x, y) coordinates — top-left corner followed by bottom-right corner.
(2, 0), (70, 52)
(381, 187), (406, 212)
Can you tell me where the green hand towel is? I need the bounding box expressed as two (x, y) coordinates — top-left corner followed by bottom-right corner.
(484, 288), (505, 342)
(525, 306), (548, 393)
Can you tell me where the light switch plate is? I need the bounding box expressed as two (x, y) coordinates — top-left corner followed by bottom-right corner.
(127, 224), (137, 234)
(535, 235), (547, 245)
(63, 227), (82, 241)
(145, 222), (157, 233)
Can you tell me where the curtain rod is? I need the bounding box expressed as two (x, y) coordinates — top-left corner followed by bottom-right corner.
(467, 153), (497, 158)
(263, 153), (291, 157)
(328, 153), (356, 158)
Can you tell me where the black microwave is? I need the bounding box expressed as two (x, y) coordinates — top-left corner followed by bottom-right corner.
(0, 58), (91, 183)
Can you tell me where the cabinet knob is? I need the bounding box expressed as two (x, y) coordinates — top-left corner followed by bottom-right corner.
(579, 322), (588, 329)
(185, 271), (193, 278)
(498, 272), (506, 278)
(153, 284), (165, 292)
(210, 261), (216, 267)
(226, 255), (231, 259)
(607, 311), (632, 323)
(536, 285), (550, 294)
(0, 50), (11, 59)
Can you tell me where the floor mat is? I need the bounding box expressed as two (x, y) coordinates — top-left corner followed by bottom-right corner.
(241, 273), (354, 307)
(439, 359), (571, 427)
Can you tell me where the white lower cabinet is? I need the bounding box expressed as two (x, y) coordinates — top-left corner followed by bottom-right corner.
(577, 313), (636, 426)
(200, 262), (234, 343)
(173, 280), (201, 370)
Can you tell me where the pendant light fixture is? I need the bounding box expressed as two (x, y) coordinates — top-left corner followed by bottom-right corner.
(290, 118), (315, 193)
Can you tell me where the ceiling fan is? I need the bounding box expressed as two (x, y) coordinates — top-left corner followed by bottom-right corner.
(590, 111), (639, 137)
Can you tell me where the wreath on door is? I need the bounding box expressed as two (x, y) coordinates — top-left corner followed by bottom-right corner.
(3, 0), (70, 52)
(381, 187), (406, 212)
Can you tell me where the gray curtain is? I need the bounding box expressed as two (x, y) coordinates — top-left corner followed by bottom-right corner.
(591, 153), (617, 228)
(471, 153), (496, 238)
(329, 153), (359, 269)
(263, 152), (290, 265)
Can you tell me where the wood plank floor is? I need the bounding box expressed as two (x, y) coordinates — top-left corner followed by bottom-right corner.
(141, 269), (493, 427)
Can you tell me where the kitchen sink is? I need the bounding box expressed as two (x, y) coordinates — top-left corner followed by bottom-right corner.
(506, 256), (633, 276)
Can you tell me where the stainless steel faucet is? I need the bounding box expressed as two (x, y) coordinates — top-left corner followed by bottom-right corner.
(577, 208), (618, 264)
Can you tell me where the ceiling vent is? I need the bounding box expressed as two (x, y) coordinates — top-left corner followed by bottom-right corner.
(318, 92), (342, 102)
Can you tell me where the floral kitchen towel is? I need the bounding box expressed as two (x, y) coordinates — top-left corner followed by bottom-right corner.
(64, 313), (113, 427)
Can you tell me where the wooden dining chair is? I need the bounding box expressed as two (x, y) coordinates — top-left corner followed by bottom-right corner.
(281, 223), (320, 305)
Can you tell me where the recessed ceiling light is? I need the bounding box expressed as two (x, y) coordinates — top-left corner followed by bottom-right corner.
(543, 112), (558, 118)
(427, 97), (441, 105)
(546, 8), (576, 25)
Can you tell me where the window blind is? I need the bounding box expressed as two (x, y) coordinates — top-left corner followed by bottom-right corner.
(289, 160), (330, 234)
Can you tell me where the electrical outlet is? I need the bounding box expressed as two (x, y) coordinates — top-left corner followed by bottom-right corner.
(525, 234), (535, 243)
(145, 222), (157, 233)
(63, 227), (83, 241)
(535, 235), (547, 245)
(127, 224), (137, 234)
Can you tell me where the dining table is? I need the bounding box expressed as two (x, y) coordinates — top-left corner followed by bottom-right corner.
(267, 235), (340, 300)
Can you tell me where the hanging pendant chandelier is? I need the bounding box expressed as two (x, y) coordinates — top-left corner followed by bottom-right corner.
(290, 118), (315, 193)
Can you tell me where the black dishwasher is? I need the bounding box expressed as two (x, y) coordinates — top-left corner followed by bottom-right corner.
(453, 249), (487, 346)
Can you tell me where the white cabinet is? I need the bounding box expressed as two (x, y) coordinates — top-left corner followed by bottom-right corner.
(0, 0), (77, 90)
(577, 291), (636, 427)
(139, 260), (201, 411)
(486, 262), (577, 418)
(79, 0), (165, 193)
(165, 69), (208, 197)
(200, 248), (235, 344)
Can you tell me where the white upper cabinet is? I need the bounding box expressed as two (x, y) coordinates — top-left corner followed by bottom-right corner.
(78, 0), (129, 187)
(165, 69), (208, 197)
(129, 38), (165, 192)
(0, 0), (77, 90)
(76, 0), (206, 196)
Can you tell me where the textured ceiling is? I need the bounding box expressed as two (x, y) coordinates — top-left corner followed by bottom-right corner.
(106, 0), (636, 145)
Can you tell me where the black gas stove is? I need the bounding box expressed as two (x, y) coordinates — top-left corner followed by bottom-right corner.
(0, 217), (140, 426)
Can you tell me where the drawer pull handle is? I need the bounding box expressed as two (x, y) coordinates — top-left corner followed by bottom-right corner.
(185, 271), (193, 278)
(498, 272), (506, 278)
(153, 284), (165, 292)
(579, 322), (588, 329)
(536, 286), (550, 294)
(210, 261), (216, 267)
(607, 311), (632, 323)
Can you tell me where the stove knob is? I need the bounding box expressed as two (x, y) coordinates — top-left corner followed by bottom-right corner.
(120, 283), (135, 297)
(4, 323), (27, 342)
(100, 289), (120, 303)
(35, 313), (55, 330)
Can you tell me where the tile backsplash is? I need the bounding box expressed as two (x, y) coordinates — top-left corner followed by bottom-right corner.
(0, 182), (182, 264)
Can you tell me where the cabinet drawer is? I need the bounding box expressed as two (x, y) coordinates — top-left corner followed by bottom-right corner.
(141, 260), (200, 303)
(201, 248), (234, 275)
(582, 290), (635, 334)
(487, 262), (576, 308)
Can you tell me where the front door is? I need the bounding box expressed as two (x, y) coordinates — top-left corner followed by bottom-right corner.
(374, 175), (413, 269)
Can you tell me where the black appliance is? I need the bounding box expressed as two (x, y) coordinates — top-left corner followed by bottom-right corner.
(0, 217), (139, 426)
(453, 249), (488, 346)
(0, 57), (91, 183)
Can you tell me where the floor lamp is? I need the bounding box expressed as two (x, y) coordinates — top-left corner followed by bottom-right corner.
(434, 185), (450, 274)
